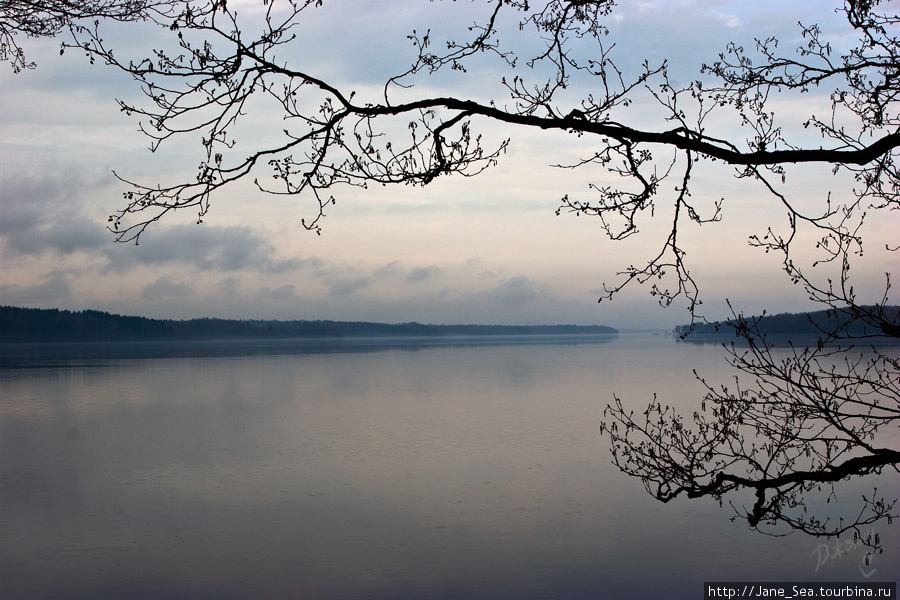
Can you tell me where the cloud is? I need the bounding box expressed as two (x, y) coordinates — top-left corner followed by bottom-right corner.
(0, 170), (298, 273)
(266, 284), (298, 300)
(2, 213), (107, 256)
(374, 261), (401, 278)
(406, 265), (440, 283)
(0, 170), (305, 278)
(0, 270), (71, 307)
(327, 277), (371, 297)
(485, 275), (538, 306)
(105, 224), (303, 273)
(711, 10), (741, 28)
(142, 276), (192, 299)
(216, 277), (241, 296)
(0, 171), (108, 256)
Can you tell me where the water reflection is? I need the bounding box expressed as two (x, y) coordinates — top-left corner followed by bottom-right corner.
(0, 333), (617, 368)
(1, 336), (896, 599)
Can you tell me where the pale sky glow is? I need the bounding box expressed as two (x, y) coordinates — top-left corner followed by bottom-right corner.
(0, 0), (896, 329)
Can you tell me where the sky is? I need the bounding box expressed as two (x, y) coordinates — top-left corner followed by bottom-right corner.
(1, 0), (897, 330)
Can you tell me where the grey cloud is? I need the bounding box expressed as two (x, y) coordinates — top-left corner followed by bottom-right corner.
(0, 172), (108, 256)
(106, 224), (303, 273)
(406, 265), (439, 283)
(379, 201), (451, 215)
(486, 275), (538, 306)
(142, 276), (192, 299)
(0, 271), (71, 307)
(0, 171), (309, 275)
(216, 277), (241, 296)
(4, 215), (107, 255)
(374, 261), (401, 278)
(328, 277), (371, 296)
(372, 262), (440, 283)
(267, 284), (298, 300)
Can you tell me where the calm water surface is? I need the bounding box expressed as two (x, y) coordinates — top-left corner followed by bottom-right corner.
(1, 335), (897, 599)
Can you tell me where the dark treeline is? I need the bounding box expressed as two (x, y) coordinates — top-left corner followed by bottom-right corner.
(676, 306), (900, 339)
(0, 306), (617, 343)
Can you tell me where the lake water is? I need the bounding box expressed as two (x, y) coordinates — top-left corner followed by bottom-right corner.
(1, 335), (897, 599)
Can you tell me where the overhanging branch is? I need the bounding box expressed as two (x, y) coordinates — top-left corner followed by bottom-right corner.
(343, 96), (900, 167)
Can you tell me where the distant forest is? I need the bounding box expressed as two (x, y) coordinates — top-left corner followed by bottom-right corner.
(676, 306), (900, 338)
(0, 306), (617, 343)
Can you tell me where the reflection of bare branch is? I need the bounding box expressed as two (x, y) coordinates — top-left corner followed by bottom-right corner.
(603, 302), (900, 553)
